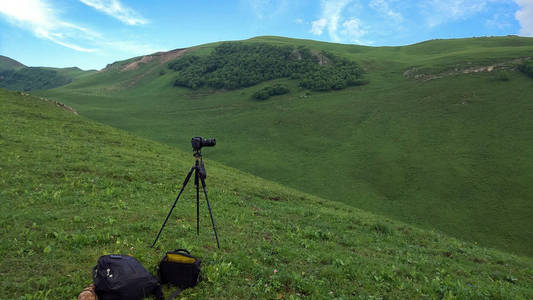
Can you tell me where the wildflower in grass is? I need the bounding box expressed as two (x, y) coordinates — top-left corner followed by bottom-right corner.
(273, 269), (278, 273)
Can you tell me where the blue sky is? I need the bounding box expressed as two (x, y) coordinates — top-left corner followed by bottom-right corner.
(1, 0), (532, 70)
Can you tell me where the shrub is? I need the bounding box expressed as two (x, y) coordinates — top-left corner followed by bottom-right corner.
(252, 84), (290, 100)
(518, 61), (533, 78)
(373, 222), (394, 235)
(494, 71), (510, 81)
(253, 88), (271, 100)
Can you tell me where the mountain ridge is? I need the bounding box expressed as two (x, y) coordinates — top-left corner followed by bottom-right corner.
(0, 55), (97, 91)
(0, 55), (26, 70)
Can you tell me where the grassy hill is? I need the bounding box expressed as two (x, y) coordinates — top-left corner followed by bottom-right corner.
(37, 35), (533, 257)
(0, 55), (26, 71)
(0, 56), (96, 91)
(2, 89), (533, 299)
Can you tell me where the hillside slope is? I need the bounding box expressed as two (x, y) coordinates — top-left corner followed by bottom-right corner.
(0, 55), (26, 70)
(38, 36), (533, 257)
(2, 89), (533, 299)
(0, 56), (96, 91)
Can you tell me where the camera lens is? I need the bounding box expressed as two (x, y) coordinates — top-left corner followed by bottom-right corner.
(202, 138), (216, 147)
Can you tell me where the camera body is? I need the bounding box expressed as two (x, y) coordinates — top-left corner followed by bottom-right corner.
(191, 136), (216, 151)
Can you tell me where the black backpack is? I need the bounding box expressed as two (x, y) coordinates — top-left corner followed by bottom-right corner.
(93, 254), (163, 300)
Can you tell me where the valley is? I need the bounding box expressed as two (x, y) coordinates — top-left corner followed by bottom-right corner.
(35, 36), (533, 256)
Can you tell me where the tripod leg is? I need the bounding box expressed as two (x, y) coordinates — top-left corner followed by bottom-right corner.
(199, 176), (220, 249)
(195, 169), (200, 235)
(151, 166), (195, 248)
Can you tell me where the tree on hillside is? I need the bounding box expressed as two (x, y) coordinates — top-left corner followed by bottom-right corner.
(252, 84), (290, 100)
(168, 42), (365, 91)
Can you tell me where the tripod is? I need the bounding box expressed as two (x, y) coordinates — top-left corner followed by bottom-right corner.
(151, 151), (220, 249)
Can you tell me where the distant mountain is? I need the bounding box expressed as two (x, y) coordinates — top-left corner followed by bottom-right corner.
(0, 56), (96, 91)
(0, 55), (26, 71)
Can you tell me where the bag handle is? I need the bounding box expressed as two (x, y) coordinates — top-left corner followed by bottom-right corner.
(171, 249), (190, 254)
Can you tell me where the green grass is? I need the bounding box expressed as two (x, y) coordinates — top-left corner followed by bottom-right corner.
(0, 55), (26, 71)
(2, 89), (533, 299)
(0, 55), (95, 91)
(36, 36), (533, 257)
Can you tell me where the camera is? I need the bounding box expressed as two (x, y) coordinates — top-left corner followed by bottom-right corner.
(191, 136), (216, 151)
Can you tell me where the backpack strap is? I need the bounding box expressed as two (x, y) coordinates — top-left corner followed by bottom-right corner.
(167, 288), (182, 300)
(153, 284), (165, 300)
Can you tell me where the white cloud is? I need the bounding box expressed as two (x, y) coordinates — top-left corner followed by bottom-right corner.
(341, 18), (367, 43)
(369, 0), (403, 22)
(79, 0), (147, 25)
(0, 0), (163, 60)
(514, 0), (533, 36)
(309, 0), (375, 44)
(249, 0), (270, 19)
(0, 0), (96, 52)
(310, 18), (327, 35)
(422, 0), (488, 27)
(247, 0), (289, 20)
(485, 12), (512, 30)
(309, 0), (354, 42)
(295, 18), (304, 24)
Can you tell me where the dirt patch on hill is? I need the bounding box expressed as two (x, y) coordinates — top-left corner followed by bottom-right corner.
(404, 57), (531, 81)
(121, 55), (156, 71)
(103, 48), (191, 88)
(120, 48), (189, 72)
(314, 52), (330, 65)
(290, 49), (331, 65)
(160, 48), (189, 64)
(101, 48), (190, 73)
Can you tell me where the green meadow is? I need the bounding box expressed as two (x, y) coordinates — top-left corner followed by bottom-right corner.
(2, 89), (533, 299)
(38, 36), (533, 257)
(0, 64), (96, 92)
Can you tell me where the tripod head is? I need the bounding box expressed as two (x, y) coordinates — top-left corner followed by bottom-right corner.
(193, 151), (207, 179)
(193, 150), (202, 158)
